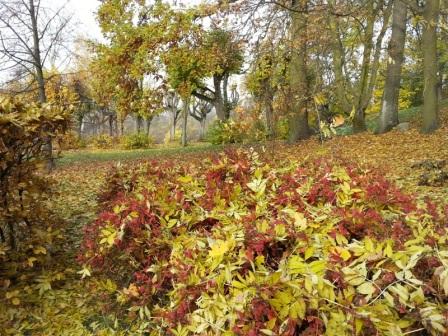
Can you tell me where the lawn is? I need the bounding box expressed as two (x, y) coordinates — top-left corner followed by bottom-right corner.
(56, 142), (222, 166)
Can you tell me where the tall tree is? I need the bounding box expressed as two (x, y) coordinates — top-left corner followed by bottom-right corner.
(0, 0), (71, 170)
(377, 0), (408, 133)
(420, 0), (440, 133)
(352, 0), (392, 132)
(327, 3), (352, 116)
(188, 29), (244, 121)
(189, 97), (213, 140)
(288, 0), (311, 142)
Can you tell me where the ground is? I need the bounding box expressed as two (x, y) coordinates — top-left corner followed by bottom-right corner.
(1, 111), (447, 335)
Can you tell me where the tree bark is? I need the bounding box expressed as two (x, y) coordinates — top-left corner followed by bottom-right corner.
(136, 115), (143, 133)
(30, 0), (54, 171)
(181, 98), (189, 147)
(328, 10), (352, 115)
(377, 0), (408, 133)
(223, 73), (231, 119)
(120, 119), (125, 136)
(213, 75), (226, 121)
(263, 78), (275, 138)
(108, 114), (114, 136)
(199, 117), (206, 140)
(353, 1), (391, 133)
(421, 0), (440, 133)
(353, 3), (376, 133)
(170, 108), (177, 141)
(288, 0), (311, 143)
(77, 115), (84, 139)
(145, 117), (152, 136)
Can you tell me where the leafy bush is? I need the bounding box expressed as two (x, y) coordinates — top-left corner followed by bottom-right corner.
(56, 130), (87, 150)
(121, 133), (154, 150)
(275, 117), (289, 140)
(164, 130), (181, 145)
(0, 98), (70, 248)
(79, 149), (448, 335)
(90, 134), (115, 149)
(206, 119), (267, 145)
(206, 120), (242, 144)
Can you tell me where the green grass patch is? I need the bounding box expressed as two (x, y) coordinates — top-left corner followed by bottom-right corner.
(56, 142), (221, 166)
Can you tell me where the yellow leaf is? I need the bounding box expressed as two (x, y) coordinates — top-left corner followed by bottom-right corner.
(178, 175), (192, 183)
(27, 257), (37, 267)
(33, 246), (46, 255)
(357, 282), (375, 295)
(304, 246), (314, 260)
(289, 299), (306, 319)
(209, 240), (231, 258)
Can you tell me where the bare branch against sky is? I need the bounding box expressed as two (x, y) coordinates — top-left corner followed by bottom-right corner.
(0, 0), (104, 87)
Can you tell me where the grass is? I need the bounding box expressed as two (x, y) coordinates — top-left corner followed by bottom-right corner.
(56, 142), (222, 166)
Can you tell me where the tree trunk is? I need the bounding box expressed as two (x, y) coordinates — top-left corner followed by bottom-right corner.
(328, 10), (352, 115)
(288, 0), (311, 143)
(77, 115), (84, 139)
(108, 114), (113, 136)
(263, 79), (275, 138)
(181, 98), (189, 147)
(30, 0), (54, 171)
(377, 0), (407, 133)
(421, 0), (440, 133)
(199, 117), (206, 140)
(136, 115), (143, 133)
(120, 119), (124, 136)
(353, 1), (392, 133)
(223, 73), (231, 119)
(213, 75), (226, 121)
(353, 5), (376, 133)
(145, 117), (152, 136)
(170, 108), (177, 141)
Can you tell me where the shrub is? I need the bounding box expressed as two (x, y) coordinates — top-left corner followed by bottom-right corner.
(164, 130), (181, 145)
(206, 120), (241, 144)
(121, 133), (154, 150)
(0, 98), (70, 248)
(89, 134), (115, 149)
(206, 119), (267, 145)
(56, 131), (87, 150)
(79, 150), (448, 335)
(275, 117), (289, 140)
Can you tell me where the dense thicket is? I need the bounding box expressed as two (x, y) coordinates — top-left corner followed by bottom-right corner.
(79, 150), (448, 335)
(0, 99), (70, 248)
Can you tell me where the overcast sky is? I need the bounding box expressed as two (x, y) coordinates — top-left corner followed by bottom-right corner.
(66, 0), (102, 40)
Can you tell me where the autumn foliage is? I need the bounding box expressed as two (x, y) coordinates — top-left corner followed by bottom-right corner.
(0, 99), (70, 248)
(79, 149), (448, 335)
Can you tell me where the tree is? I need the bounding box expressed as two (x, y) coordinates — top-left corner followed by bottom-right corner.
(288, 0), (311, 142)
(352, 0), (392, 133)
(94, 0), (164, 136)
(189, 97), (213, 140)
(193, 29), (243, 121)
(327, 1), (352, 116)
(246, 41), (288, 138)
(420, 0), (440, 133)
(0, 0), (72, 170)
(377, 0), (408, 133)
(164, 90), (182, 141)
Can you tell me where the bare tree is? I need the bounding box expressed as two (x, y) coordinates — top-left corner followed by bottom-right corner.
(189, 97), (213, 140)
(0, 0), (72, 170)
(164, 90), (182, 141)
